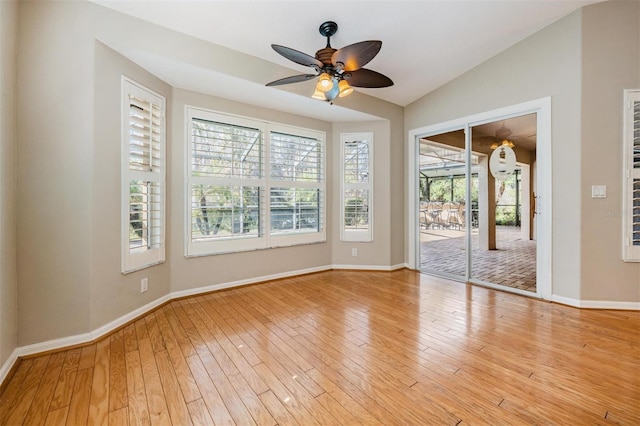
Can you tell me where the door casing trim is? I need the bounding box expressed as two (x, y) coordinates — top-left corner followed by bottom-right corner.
(407, 97), (552, 300)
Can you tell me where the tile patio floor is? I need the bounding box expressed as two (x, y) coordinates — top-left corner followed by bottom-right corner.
(420, 226), (537, 293)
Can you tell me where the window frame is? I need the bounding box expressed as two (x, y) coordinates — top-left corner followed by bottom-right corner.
(623, 89), (640, 262)
(121, 77), (166, 273)
(185, 107), (326, 257)
(340, 132), (374, 242)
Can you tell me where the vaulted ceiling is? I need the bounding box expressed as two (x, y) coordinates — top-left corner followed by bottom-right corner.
(93, 0), (601, 120)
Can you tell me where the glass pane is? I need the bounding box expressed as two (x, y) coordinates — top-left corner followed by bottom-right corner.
(633, 100), (639, 168)
(344, 140), (369, 184)
(191, 119), (262, 178)
(191, 185), (261, 241)
(633, 179), (640, 246)
(129, 100), (162, 172)
(470, 114), (537, 293)
(270, 187), (321, 234)
(129, 180), (162, 251)
(270, 132), (322, 182)
(419, 133), (469, 280)
(344, 189), (369, 230)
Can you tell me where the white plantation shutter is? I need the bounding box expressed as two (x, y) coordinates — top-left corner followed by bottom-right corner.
(186, 108), (325, 256)
(269, 131), (324, 237)
(624, 90), (640, 261)
(122, 78), (165, 273)
(188, 115), (265, 255)
(341, 133), (373, 242)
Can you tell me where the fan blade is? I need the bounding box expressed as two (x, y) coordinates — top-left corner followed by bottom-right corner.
(331, 41), (382, 72)
(346, 68), (393, 88)
(272, 44), (323, 69)
(266, 74), (318, 86)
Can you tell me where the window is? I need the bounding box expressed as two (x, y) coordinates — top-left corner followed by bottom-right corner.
(341, 132), (373, 242)
(121, 78), (166, 273)
(269, 131), (323, 241)
(623, 89), (640, 262)
(186, 107), (325, 256)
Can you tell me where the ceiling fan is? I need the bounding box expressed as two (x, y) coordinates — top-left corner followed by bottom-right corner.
(490, 123), (516, 149)
(266, 21), (393, 103)
(475, 122), (535, 150)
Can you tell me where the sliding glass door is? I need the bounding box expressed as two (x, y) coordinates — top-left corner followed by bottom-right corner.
(419, 130), (473, 280)
(418, 112), (540, 296)
(467, 114), (537, 294)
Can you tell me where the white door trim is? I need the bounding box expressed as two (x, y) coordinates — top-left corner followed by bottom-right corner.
(407, 97), (552, 300)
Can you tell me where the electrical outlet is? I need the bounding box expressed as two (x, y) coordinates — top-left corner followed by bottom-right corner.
(352, 248), (358, 257)
(141, 277), (148, 293)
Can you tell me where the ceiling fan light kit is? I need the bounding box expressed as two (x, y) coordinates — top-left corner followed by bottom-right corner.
(338, 79), (353, 97)
(490, 139), (516, 150)
(266, 21), (393, 103)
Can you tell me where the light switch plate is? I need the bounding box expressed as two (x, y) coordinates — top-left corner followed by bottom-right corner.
(591, 185), (607, 199)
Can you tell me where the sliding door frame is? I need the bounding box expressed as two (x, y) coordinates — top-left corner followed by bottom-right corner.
(407, 97), (552, 300)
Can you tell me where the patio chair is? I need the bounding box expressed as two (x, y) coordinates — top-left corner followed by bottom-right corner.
(420, 209), (434, 229)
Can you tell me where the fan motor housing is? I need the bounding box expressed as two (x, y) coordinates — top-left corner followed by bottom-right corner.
(315, 47), (337, 65)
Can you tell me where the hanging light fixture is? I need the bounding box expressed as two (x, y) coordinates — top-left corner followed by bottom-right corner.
(311, 87), (326, 100)
(323, 79), (340, 102)
(317, 72), (334, 92)
(266, 22), (393, 104)
(338, 79), (353, 98)
(490, 139), (515, 150)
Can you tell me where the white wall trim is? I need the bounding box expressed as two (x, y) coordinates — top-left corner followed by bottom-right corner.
(3, 265), (636, 385)
(331, 263), (408, 271)
(406, 97), (553, 301)
(580, 300), (640, 310)
(14, 294), (172, 359)
(170, 265), (332, 299)
(7, 265), (334, 360)
(552, 294), (640, 310)
(0, 348), (19, 389)
(550, 294), (580, 307)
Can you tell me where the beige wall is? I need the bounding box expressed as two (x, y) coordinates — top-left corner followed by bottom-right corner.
(91, 43), (172, 331)
(405, 1), (640, 302)
(339, 98), (405, 267)
(169, 88), (333, 291)
(11, 0), (635, 355)
(406, 8), (584, 300)
(0, 0), (18, 367)
(12, 0), (404, 348)
(332, 120), (395, 267)
(580, 1), (640, 301)
(17, 0), (94, 345)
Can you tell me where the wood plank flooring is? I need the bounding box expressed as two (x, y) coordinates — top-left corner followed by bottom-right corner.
(1, 269), (639, 425)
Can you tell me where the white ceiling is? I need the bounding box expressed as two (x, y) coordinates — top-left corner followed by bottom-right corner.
(93, 0), (601, 120)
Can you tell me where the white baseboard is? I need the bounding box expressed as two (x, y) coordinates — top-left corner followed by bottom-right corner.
(7, 267), (636, 370)
(552, 294), (640, 310)
(14, 294), (172, 359)
(551, 294), (581, 308)
(89, 295), (172, 341)
(10, 264), (334, 360)
(0, 348), (19, 389)
(579, 300), (640, 310)
(170, 265), (332, 299)
(331, 263), (408, 271)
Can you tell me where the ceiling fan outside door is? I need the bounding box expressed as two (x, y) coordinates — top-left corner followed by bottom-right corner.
(474, 121), (536, 150)
(266, 21), (393, 102)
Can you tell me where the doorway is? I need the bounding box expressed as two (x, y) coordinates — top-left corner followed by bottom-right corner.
(408, 98), (551, 300)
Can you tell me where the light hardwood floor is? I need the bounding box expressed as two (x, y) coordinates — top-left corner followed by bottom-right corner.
(1, 269), (639, 425)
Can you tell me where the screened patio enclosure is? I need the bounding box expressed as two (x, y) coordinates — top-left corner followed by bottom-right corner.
(419, 114), (537, 293)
